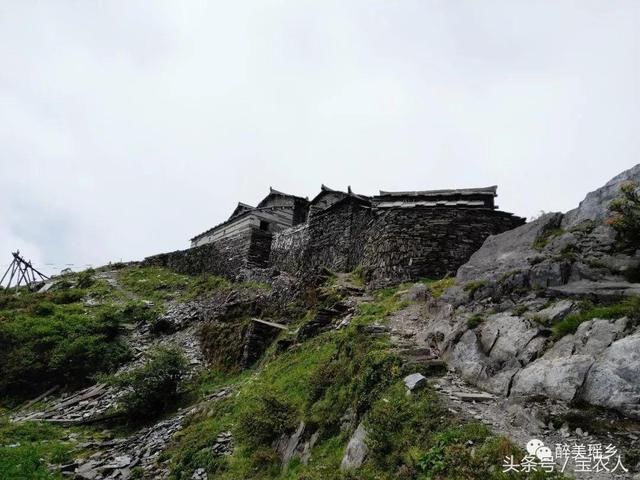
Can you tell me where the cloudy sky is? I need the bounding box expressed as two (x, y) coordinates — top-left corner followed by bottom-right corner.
(1, 1), (638, 275)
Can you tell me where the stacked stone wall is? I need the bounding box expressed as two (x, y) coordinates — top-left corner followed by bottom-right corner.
(270, 223), (309, 272)
(145, 202), (525, 287)
(143, 227), (272, 279)
(270, 199), (373, 273)
(362, 207), (525, 287)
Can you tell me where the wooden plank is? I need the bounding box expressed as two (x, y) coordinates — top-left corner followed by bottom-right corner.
(251, 318), (288, 331)
(41, 383), (107, 417)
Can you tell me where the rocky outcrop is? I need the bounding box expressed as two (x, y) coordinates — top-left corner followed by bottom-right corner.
(433, 165), (640, 419)
(510, 355), (594, 402)
(582, 331), (640, 418)
(443, 313), (548, 397)
(456, 212), (564, 285)
(452, 164), (640, 303)
(562, 164), (640, 228)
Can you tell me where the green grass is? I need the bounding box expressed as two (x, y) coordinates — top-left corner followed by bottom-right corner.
(117, 267), (231, 302)
(164, 280), (564, 480)
(421, 277), (455, 298)
(467, 313), (486, 328)
(350, 266), (369, 287)
(351, 286), (408, 327)
(0, 301), (131, 400)
(164, 284), (408, 479)
(463, 280), (489, 298)
(0, 419), (73, 480)
(532, 227), (565, 250)
(552, 296), (640, 338)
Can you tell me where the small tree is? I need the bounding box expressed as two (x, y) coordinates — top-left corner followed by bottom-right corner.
(608, 181), (640, 251)
(109, 346), (187, 422)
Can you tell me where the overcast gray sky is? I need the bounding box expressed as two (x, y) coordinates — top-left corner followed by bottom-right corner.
(1, 1), (638, 274)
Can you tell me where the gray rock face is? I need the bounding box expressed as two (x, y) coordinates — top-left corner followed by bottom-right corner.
(276, 421), (306, 468)
(404, 373), (427, 391)
(438, 165), (640, 417)
(582, 332), (640, 417)
(478, 313), (541, 365)
(444, 313), (548, 396)
(448, 330), (488, 382)
(562, 164), (640, 229)
(453, 165), (640, 302)
(340, 423), (368, 471)
(535, 300), (576, 324)
(456, 213), (563, 284)
(510, 355), (594, 402)
(547, 280), (640, 301)
(508, 316), (632, 408)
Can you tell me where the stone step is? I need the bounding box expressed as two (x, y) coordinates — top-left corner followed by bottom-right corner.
(402, 358), (447, 376)
(451, 391), (494, 402)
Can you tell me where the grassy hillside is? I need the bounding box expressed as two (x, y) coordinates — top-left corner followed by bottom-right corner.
(0, 268), (562, 480)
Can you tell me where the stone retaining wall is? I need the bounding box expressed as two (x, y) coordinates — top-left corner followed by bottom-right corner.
(362, 207), (526, 287)
(142, 227), (272, 279)
(146, 203), (524, 286)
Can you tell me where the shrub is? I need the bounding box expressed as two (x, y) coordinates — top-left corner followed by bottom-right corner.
(512, 304), (529, 316)
(532, 227), (565, 250)
(423, 277), (455, 298)
(199, 319), (253, 372)
(76, 269), (95, 289)
(463, 280), (488, 298)
(306, 331), (402, 435)
(552, 296), (640, 338)
(30, 301), (55, 317)
(608, 181), (640, 251)
(0, 304), (131, 398)
(121, 301), (158, 324)
(351, 266), (370, 287)
(365, 382), (451, 470)
(466, 313), (485, 328)
(109, 346), (188, 422)
(50, 289), (85, 305)
(236, 391), (297, 448)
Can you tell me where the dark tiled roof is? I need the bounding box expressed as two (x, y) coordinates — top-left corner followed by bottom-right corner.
(377, 186), (497, 197)
(256, 187), (309, 208)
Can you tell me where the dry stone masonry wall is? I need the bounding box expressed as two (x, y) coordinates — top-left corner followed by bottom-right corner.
(145, 196), (525, 285)
(271, 198), (373, 273)
(143, 227), (272, 279)
(362, 207), (525, 287)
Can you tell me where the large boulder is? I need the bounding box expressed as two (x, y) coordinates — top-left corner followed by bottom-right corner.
(340, 423), (368, 470)
(581, 332), (640, 418)
(509, 317), (630, 404)
(510, 355), (594, 402)
(445, 313), (548, 396)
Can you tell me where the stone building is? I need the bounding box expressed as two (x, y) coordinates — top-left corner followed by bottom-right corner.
(308, 185), (369, 218)
(190, 188), (309, 248)
(145, 184), (526, 286)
